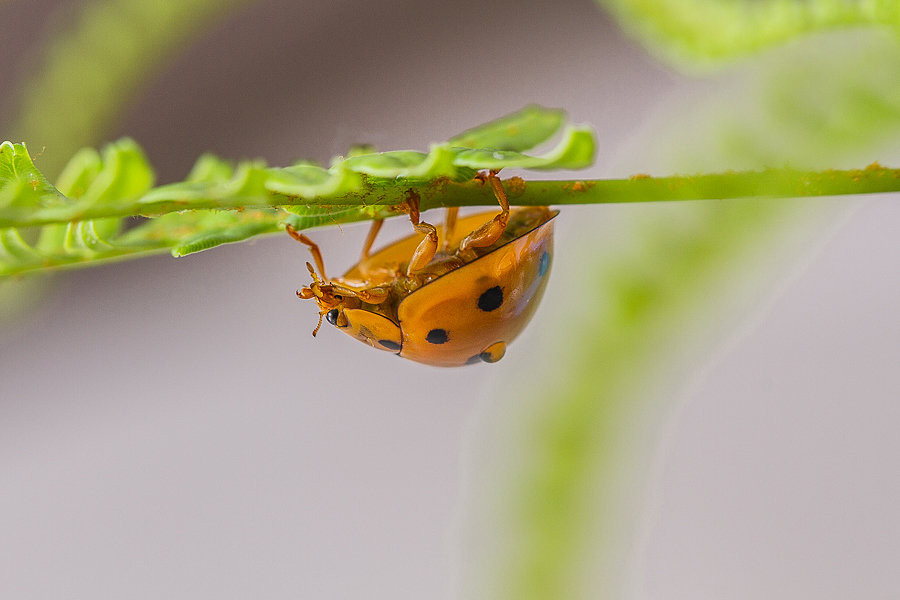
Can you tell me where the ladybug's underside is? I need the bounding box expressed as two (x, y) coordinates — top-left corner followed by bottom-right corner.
(293, 174), (557, 366)
(314, 207), (556, 366)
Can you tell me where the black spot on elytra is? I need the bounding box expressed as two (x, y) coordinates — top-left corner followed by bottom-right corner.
(379, 339), (401, 351)
(477, 286), (504, 312)
(538, 251), (550, 277)
(325, 309), (339, 326)
(426, 328), (448, 344)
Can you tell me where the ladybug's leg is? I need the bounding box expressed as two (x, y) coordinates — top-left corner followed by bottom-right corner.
(442, 207), (458, 252)
(402, 190), (439, 275)
(359, 218), (384, 261)
(328, 283), (391, 305)
(459, 171), (509, 252)
(286, 224), (328, 281)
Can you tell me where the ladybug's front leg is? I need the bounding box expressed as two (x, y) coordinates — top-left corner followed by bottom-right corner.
(459, 171), (510, 253)
(401, 190), (439, 275)
(286, 224), (329, 281)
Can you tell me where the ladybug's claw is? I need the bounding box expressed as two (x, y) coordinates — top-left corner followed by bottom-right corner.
(402, 190), (439, 276)
(459, 171), (510, 252)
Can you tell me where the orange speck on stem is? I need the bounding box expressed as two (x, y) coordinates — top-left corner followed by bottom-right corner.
(427, 176), (452, 196)
(629, 173), (651, 180)
(562, 180), (592, 192)
(506, 176), (526, 196)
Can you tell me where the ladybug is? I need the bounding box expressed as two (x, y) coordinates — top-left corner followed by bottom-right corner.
(287, 172), (557, 367)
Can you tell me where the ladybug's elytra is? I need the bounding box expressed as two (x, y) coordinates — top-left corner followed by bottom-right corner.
(288, 172), (557, 367)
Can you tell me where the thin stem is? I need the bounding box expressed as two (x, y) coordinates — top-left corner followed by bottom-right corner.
(421, 164), (900, 210)
(3, 165), (898, 229)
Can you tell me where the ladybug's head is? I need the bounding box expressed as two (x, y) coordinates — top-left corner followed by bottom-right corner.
(297, 262), (354, 336)
(297, 262), (393, 337)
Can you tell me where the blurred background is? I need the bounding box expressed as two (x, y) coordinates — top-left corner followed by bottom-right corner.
(1, 0), (899, 598)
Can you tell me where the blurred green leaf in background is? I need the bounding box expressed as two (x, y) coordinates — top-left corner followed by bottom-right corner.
(476, 14), (900, 600)
(7, 0), (256, 178)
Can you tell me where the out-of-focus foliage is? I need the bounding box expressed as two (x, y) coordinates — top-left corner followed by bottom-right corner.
(7, 0), (257, 177)
(490, 23), (900, 600)
(599, 0), (900, 69)
(666, 28), (900, 170)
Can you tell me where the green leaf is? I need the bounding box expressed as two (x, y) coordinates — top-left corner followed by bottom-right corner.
(0, 138), (154, 227)
(0, 106), (592, 231)
(264, 163), (364, 199)
(340, 145), (461, 180)
(0, 142), (67, 210)
(453, 125), (596, 170)
(55, 147), (103, 198)
(447, 104), (567, 151)
(81, 139), (156, 210)
(64, 218), (122, 254)
(0, 106), (596, 275)
(138, 159), (272, 211)
(166, 211), (283, 257)
(0, 228), (43, 263)
(282, 204), (395, 232)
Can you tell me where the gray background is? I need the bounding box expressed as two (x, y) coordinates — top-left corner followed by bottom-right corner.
(1, 0), (898, 598)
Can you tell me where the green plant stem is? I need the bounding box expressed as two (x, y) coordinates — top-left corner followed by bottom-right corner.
(500, 165), (900, 208)
(424, 164), (900, 211)
(3, 165), (898, 229)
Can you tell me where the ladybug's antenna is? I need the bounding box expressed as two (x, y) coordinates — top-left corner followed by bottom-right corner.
(305, 262), (321, 284)
(311, 311), (325, 337)
(297, 263), (326, 337)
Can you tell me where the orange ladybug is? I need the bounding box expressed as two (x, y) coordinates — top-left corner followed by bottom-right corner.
(288, 172), (557, 367)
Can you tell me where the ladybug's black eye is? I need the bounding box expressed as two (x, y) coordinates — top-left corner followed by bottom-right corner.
(325, 309), (339, 326)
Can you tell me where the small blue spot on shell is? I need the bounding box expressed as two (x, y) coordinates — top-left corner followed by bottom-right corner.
(538, 251), (550, 277)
